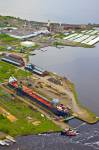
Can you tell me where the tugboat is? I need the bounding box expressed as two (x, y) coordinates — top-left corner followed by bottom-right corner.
(61, 128), (78, 136)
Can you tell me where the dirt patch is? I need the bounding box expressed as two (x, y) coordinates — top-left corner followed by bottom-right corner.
(0, 106), (17, 122)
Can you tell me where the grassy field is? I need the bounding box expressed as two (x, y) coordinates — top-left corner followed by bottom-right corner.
(0, 34), (19, 43)
(0, 34), (20, 53)
(53, 41), (94, 48)
(0, 33), (40, 53)
(0, 61), (32, 83)
(0, 87), (60, 136)
(0, 46), (7, 52)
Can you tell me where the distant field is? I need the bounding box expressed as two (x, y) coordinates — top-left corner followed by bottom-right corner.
(0, 34), (19, 43)
(0, 34), (20, 51)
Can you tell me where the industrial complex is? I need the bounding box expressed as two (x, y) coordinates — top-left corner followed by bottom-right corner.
(64, 29), (99, 46)
(0, 15), (99, 145)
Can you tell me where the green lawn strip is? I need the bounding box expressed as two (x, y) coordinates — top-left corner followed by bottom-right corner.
(0, 34), (19, 43)
(0, 61), (31, 82)
(54, 33), (66, 39)
(53, 41), (94, 48)
(0, 46), (7, 52)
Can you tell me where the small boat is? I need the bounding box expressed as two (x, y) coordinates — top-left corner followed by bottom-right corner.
(0, 140), (9, 146)
(61, 128), (78, 136)
(0, 140), (6, 146)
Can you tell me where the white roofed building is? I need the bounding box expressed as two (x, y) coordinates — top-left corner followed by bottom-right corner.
(20, 41), (36, 47)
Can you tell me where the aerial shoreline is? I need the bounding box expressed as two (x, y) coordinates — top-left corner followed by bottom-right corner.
(0, 15), (99, 139)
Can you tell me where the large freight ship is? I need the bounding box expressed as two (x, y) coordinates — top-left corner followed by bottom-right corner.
(8, 77), (69, 117)
(25, 63), (49, 77)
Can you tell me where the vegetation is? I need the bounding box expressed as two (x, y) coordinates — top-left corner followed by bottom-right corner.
(0, 61), (60, 136)
(0, 46), (6, 51)
(0, 34), (19, 43)
(0, 61), (31, 83)
(0, 15), (98, 134)
(53, 33), (66, 39)
(0, 15), (25, 28)
(53, 41), (94, 48)
(0, 87), (60, 136)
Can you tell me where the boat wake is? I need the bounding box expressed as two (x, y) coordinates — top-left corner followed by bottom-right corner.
(68, 126), (99, 150)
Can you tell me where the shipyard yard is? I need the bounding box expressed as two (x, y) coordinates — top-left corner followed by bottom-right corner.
(0, 15), (99, 149)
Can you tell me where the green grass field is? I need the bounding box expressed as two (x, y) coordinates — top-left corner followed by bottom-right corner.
(0, 34), (20, 51)
(0, 34), (18, 43)
(0, 61), (31, 83)
(0, 87), (60, 136)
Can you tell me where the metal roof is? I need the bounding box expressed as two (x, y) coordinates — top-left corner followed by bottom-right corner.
(1, 58), (21, 66)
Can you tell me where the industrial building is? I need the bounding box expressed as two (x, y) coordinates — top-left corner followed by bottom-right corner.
(20, 41), (36, 48)
(1, 54), (25, 67)
(25, 63), (49, 76)
(8, 76), (69, 117)
(7, 30), (50, 40)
